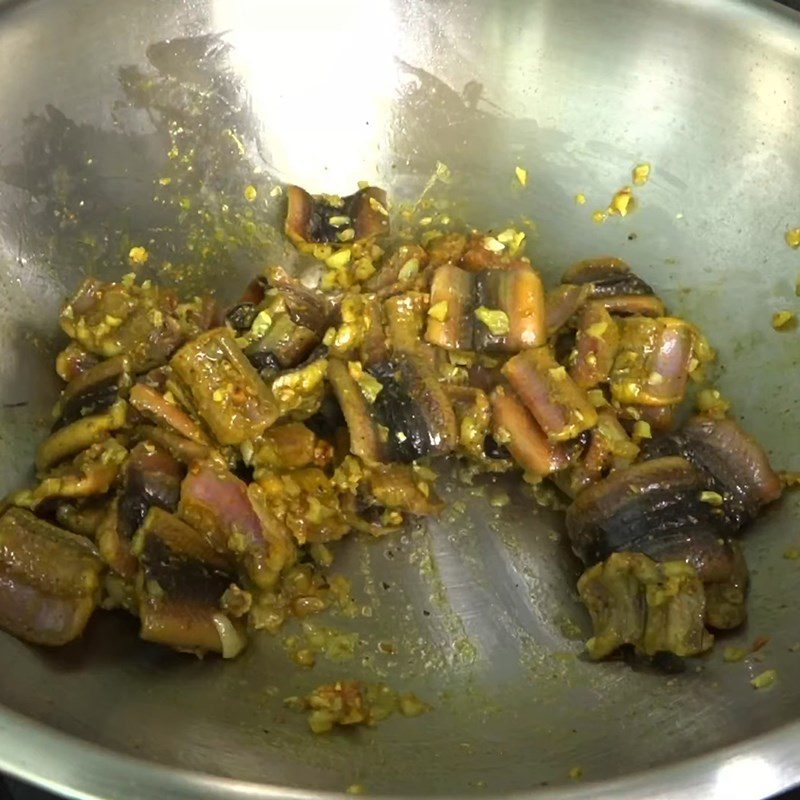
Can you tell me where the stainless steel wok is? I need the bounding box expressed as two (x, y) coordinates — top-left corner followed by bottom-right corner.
(1, 0), (799, 797)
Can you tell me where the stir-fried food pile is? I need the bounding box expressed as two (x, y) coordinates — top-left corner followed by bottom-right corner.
(0, 184), (781, 666)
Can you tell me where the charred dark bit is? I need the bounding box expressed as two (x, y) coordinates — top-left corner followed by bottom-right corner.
(118, 443), (183, 539)
(651, 651), (687, 674)
(483, 434), (511, 460)
(96, 441), (183, 579)
(646, 415), (782, 530)
(303, 394), (346, 441)
(244, 314), (319, 372)
(368, 355), (458, 462)
(0, 507), (104, 646)
(133, 507), (245, 657)
(225, 302), (259, 333)
(285, 185), (389, 247)
(53, 355), (132, 431)
(565, 456), (735, 580)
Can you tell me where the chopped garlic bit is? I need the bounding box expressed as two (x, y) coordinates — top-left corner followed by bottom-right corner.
(751, 669), (777, 690)
(398, 258), (420, 281)
(700, 490), (724, 507)
(515, 166), (528, 187)
(269, 185), (283, 197)
(325, 249), (352, 270)
(575, 193), (586, 205)
(632, 420), (652, 440)
(128, 246), (149, 265)
(482, 236), (505, 253)
(428, 301), (449, 322)
(348, 361), (383, 403)
(244, 184), (257, 202)
(328, 215), (350, 227)
(608, 186), (635, 217)
(592, 210), (607, 224)
(786, 228), (800, 248)
(312, 244), (333, 262)
(250, 310), (273, 338)
(696, 387), (730, 419)
(587, 389), (608, 408)
(586, 321), (608, 338)
(241, 440), (255, 465)
(497, 228), (526, 256)
(322, 193), (344, 208)
(474, 306), (510, 335)
(369, 197), (389, 216)
(494, 426), (511, 444)
(632, 163), (651, 186)
(353, 257), (376, 281)
(337, 228), (356, 242)
(772, 310), (796, 330)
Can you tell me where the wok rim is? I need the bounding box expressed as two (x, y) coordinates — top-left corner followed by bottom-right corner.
(1, 701), (799, 800)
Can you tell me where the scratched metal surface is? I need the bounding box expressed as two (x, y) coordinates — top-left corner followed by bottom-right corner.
(1, 0), (800, 798)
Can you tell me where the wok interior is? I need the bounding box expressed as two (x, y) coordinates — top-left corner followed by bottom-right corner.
(1, 0), (800, 795)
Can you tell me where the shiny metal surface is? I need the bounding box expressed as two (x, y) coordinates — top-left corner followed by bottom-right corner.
(0, 0), (800, 797)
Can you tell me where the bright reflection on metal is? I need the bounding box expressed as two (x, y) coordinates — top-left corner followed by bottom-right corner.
(215, 0), (397, 190)
(713, 755), (783, 800)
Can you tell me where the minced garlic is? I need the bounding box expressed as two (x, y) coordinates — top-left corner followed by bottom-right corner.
(474, 306), (510, 335)
(428, 301), (449, 322)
